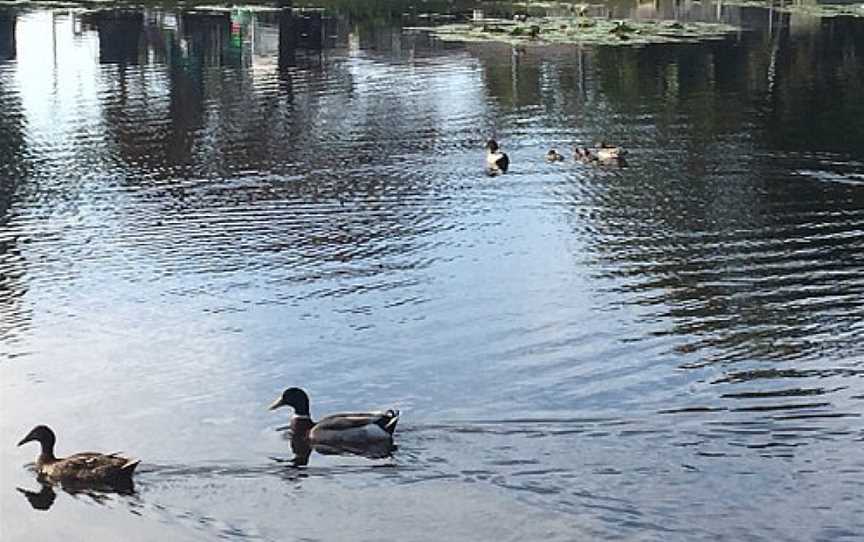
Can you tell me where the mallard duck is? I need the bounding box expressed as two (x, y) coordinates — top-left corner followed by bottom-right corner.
(574, 143), (627, 165)
(594, 141), (627, 162)
(269, 387), (399, 457)
(485, 139), (510, 174)
(546, 149), (565, 162)
(17, 425), (139, 488)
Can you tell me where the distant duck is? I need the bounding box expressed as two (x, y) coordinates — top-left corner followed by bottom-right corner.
(17, 426), (139, 488)
(546, 149), (565, 162)
(594, 141), (627, 162)
(570, 4), (589, 16)
(574, 142), (628, 165)
(269, 387), (399, 460)
(574, 146), (594, 163)
(485, 139), (510, 174)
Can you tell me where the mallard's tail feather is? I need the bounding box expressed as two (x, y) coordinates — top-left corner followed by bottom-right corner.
(121, 459), (141, 474)
(377, 410), (400, 435)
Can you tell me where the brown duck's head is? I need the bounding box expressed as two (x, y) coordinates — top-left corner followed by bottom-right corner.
(485, 139), (500, 152)
(269, 387), (311, 416)
(18, 425), (56, 449)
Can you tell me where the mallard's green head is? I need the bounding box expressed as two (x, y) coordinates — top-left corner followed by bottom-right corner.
(269, 387), (311, 416)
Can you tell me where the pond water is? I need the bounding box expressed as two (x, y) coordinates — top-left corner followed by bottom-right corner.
(1, 1), (863, 540)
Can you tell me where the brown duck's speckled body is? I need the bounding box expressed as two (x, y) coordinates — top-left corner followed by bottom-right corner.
(18, 425), (139, 488)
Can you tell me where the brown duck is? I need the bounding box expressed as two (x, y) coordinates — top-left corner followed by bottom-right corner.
(17, 425), (140, 488)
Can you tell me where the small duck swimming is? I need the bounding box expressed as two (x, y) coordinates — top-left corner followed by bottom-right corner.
(594, 141), (627, 162)
(269, 387), (399, 461)
(574, 142), (628, 166)
(574, 146), (594, 163)
(17, 425), (139, 488)
(485, 139), (510, 174)
(546, 149), (565, 162)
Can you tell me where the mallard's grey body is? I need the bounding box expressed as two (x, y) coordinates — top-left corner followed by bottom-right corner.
(270, 388), (399, 462)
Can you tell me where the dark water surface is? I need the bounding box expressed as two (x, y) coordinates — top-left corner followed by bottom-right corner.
(1, 1), (864, 540)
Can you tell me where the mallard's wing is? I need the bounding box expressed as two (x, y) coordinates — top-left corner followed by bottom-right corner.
(315, 412), (389, 430)
(496, 153), (510, 173)
(596, 146), (627, 161)
(486, 151), (510, 173)
(308, 410), (400, 456)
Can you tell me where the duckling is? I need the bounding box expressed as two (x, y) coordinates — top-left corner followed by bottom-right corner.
(485, 139), (510, 174)
(269, 387), (399, 459)
(546, 149), (565, 162)
(17, 425), (139, 488)
(574, 146), (596, 163)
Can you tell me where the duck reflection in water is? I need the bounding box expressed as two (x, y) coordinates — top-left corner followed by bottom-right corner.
(269, 387), (399, 466)
(17, 484), (57, 511)
(16, 480), (134, 511)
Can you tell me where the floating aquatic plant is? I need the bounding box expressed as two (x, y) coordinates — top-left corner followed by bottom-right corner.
(415, 16), (740, 47)
(723, 0), (864, 18)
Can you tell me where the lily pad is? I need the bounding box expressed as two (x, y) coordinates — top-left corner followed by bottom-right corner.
(724, 0), (864, 18)
(415, 16), (739, 47)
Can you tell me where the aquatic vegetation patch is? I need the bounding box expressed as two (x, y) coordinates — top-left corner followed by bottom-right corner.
(0, 0), (289, 6)
(724, 1), (864, 18)
(416, 16), (739, 47)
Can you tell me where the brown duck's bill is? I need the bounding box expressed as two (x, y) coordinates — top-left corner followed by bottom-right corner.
(268, 397), (285, 411)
